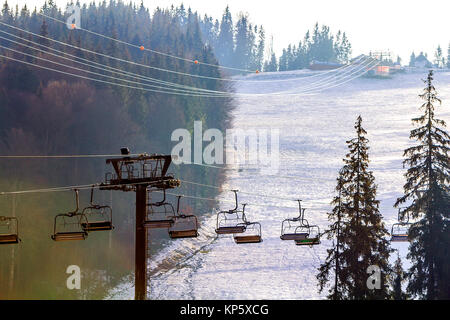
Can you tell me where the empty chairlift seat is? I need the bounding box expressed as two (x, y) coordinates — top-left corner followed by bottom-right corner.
(81, 187), (114, 232)
(390, 209), (411, 242)
(51, 189), (88, 242)
(0, 216), (20, 245)
(233, 222), (262, 244)
(168, 195), (199, 239)
(280, 200), (311, 241)
(143, 190), (175, 229)
(294, 225), (321, 246)
(168, 215), (199, 239)
(215, 190), (248, 235)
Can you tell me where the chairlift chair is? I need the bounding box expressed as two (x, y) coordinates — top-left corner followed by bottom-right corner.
(233, 204), (263, 244)
(0, 216), (20, 245)
(295, 224), (321, 246)
(168, 196), (199, 239)
(391, 208), (411, 242)
(280, 200), (309, 241)
(51, 189), (88, 241)
(143, 189), (175, 229)
(215, 190), (247, 235)
(81, 187), (114, 232)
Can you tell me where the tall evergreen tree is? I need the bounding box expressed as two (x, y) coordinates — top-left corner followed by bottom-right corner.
(317, 116), (392, 300)
(391, 252), (408, 300)
(216, 6), (234, 68)
(395, 70), (450, 299)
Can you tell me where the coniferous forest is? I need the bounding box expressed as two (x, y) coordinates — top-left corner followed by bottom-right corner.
(0, 0), (233, 299)
(0, 1), (448, 303)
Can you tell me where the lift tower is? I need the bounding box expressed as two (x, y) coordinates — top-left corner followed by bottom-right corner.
(100, 149), (180, 300)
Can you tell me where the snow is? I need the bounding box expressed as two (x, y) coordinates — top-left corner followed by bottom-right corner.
(106, 70), (450, 300)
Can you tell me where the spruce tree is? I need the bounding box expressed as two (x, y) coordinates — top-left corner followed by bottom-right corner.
(317, 116), (392, 300)
(395, 70), (450, 299)
(391, 252), (408, 300)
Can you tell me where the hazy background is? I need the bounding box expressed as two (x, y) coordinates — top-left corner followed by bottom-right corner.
(13, 0), (450, 63)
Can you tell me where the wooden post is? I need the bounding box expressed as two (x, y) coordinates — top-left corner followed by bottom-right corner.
(135, 184), (147, 300)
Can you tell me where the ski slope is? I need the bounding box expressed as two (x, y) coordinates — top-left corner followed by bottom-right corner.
(107, 70), (450, 300)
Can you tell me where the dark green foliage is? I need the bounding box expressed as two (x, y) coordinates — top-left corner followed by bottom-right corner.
(395, 71), (450, 300)
(199, 6), (265, 74)
(273, 23), (351, 72)
(317, 116), (392, 300)
(391, 252), (408, 300)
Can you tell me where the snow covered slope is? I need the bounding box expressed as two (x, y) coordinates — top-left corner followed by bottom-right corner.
(107, 70), (450, 300)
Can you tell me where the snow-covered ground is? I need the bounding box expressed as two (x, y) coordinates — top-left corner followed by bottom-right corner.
(107, 70), (450, 300)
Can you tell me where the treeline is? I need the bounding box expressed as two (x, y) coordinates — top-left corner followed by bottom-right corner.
(199, 5), (265, 72)
(269, 23), (352, 72)
(0, 0), (231, 299)
(198, 6), (351, 73)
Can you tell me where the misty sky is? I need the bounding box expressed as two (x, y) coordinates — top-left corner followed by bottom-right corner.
(13, 0), (450, 63)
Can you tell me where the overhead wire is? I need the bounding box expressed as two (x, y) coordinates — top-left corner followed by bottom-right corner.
(38, 12), (371, 83)
(0, 48), (377, 98)
(0, 44), (230, 97)
(0, 29), (231, 95)
(38, 12), (255, 74)
(0, 20), (373, 87)
(0, 29), (376, 98)
(0, 23), (375, 97)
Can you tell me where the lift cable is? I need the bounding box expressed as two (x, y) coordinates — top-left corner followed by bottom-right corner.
(0, 51), (378, 98)
(0, 53), (230, 97)
(0, 20), (372, 85)
(0, 153), (145, 159)
(0, 44), (228, 97)
(0, 32), (374, 97)
(38, 12), (255, 74)
(0, 30), (231, 95)
(0, 178), (329, 210)
(38, 12), (370, 82)
(0, 25), (374, 96)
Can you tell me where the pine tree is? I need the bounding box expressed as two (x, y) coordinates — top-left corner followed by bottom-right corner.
(434, 45), (443, 68)
(317, 116), (392, 300)
(395, 70), (450, 299)
(447, 43), (450, 69)
(391, 252), (408, 300)
(216, 6), (234, 69)
(409, 52), (416, 67)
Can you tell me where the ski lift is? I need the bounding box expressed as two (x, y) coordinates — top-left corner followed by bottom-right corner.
(233, 204), (262, 244)
(0, 216), (20, 245)
(280, 200), (309, 241)
(295, 224), (321, 246)
(81, 187), (114, 232)
(51, 189), (88, 241)
(215, 190), (247, 235)
(168, 195), (199, 239)
(143, 189), (175, 229)
(391, 208), (411, 242)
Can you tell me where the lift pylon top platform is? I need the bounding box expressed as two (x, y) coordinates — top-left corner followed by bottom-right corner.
(100, 153), (180, 191)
